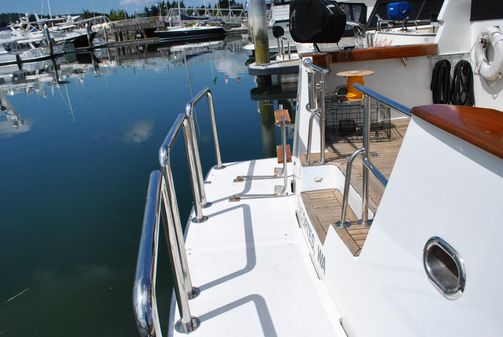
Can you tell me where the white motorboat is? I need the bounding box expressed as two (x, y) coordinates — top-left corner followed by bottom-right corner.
(133, 0), (503, 336)
(0, 35), (60, 67)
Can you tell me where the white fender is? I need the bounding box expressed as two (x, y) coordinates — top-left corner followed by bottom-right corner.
(474, 26), (503, 81)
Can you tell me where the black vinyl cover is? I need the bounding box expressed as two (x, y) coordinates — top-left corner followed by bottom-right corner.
(289, 0), (347, 43)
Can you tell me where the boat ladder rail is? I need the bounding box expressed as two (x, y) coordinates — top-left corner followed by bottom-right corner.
(303, 58), (329, 165)
(134, 87), (225, 336)
(335, 83), (412, 228)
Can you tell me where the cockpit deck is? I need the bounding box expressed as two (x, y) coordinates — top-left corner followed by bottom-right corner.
(302, 117), (409, 213)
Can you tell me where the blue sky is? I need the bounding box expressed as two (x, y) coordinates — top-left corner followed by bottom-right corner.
(0, 0), (231, 14)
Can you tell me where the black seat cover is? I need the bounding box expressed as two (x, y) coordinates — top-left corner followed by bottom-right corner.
(289, 0), (347, 43)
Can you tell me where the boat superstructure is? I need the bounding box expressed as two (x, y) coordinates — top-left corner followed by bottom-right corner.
(133, 0), (503, 336)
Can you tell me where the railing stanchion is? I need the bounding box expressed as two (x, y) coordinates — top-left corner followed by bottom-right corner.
(160, 176), (201, 334)
(306, 106), (316, 165)
(319, 74), (326, 164)
(207, 92), (224, 169)
(161, 165), (198, 298)
(303, 59), (329, 165)
(183, 119), (208, 223)
(187, 115), (209, 208)
(281, 116), (288, 194)
(336, 148), (365, 228)
(360, 95), (371, 225)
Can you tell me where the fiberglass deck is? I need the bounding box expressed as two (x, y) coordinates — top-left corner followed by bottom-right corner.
(170, 158), (345, 337)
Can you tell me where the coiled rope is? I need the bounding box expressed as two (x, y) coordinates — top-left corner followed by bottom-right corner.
(430, 59), (451, 104)
(451, 60), (475, 106)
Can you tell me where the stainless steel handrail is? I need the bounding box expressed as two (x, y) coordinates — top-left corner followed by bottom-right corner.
(133, 171), (200, 337)
(279, 37), (291, 59)
(353, 83), (411, 117)
(158, 113), (203, 315)
(336, 85), (409, 228)
(303, 58), (330, 74)
(133, 171), (163, 337)
(303, 58), (329, 164)
(336, 147), (365, 228)
(185, 87), (224, 209)
(134, 92), (227, 335)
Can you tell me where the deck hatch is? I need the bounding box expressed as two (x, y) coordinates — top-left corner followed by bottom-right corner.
(423, 237), (466, 300)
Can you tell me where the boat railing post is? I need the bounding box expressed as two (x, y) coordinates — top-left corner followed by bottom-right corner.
(286, 38), (291, 59)
(184, 88), (225, 208)
(159, 113), (202, 299)
(303, 59), (329, 164)
(185, 111), (209, 208)
(161, 164), (199, 298)
(335, 147), (365, 228)
(183, 118), (208, 223)
(319, 73), (326, 164)
(306, 106), (315, 165)
(206, 91), (224, 169)
(360, 95), (371, 225)
(133, 171), (163, 337)
(280, 115), (288, 195)
(159, 175), (200, 334)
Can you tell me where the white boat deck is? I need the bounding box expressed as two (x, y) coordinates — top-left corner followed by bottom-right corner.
(170, 158), (345, 337)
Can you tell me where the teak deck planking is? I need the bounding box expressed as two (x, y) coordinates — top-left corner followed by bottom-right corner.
(301, 189), (370, 256)
(300, 119), (409, 256)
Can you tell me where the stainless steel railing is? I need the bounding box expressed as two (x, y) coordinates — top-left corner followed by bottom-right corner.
(278, 37), (291, 60)
(277, 115), (289, 195)
(133, 171), (163, 337)
(303, 58), (329, 164)
(336, 84), (411, 228)
(133, 171), (200, 336)
(185, 87), (224, 209)
(134, 87), (225, 336)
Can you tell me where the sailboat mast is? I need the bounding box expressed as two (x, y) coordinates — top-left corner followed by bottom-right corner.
(47, 0), (53, 19)
(178, 1), (182, 26)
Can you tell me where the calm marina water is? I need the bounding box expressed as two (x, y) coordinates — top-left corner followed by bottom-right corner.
(0, 37), (296, 336)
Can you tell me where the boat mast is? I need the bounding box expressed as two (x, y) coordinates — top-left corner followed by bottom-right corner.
(178, 1), (182, 26)
(47, 0), (53, 19)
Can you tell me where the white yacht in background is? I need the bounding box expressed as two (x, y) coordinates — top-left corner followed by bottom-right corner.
(133, 0), (503, 336)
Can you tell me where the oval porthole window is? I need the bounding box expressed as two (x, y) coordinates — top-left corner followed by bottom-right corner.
(423, 237), (466, 300)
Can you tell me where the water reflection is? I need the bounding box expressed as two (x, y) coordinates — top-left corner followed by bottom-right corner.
(0, 35), (247, 139)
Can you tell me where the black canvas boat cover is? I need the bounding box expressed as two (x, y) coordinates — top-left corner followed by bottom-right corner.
(289, 0), (347, 43)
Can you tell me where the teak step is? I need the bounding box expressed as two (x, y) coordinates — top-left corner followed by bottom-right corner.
(274, 109), (292, 124)
(301, 189), (371, 256)
(276, 144), (292, 163)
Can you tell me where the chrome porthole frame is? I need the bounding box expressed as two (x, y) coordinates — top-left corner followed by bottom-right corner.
(423, 236), (466, 300)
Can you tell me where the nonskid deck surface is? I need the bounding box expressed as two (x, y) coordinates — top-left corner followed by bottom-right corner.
(171, 158), (343, 337)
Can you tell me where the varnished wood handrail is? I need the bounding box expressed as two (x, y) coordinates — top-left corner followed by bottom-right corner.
(411, 105), (503, 159)
(308, 43), (438, 67)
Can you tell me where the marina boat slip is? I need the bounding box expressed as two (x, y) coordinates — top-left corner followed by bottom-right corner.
(133, 0), (503, 336)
